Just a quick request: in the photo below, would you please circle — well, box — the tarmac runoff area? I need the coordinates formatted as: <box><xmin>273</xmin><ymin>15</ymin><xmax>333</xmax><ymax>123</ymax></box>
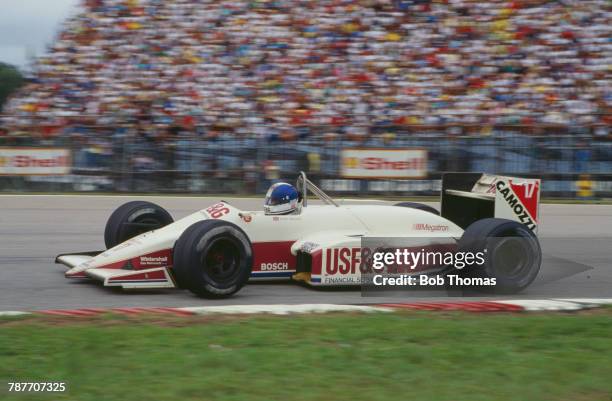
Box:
<box><xmin>0</xmin><ymin>195</ymin><xmax>611</xmax><ymax>311</ymax></box>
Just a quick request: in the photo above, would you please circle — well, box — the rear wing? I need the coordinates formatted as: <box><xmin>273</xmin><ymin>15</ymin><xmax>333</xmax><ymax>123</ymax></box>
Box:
<box><xmin>441</xmin><ymin>173</ymin><xmax>541</xmax><ymax>233</ymax></box>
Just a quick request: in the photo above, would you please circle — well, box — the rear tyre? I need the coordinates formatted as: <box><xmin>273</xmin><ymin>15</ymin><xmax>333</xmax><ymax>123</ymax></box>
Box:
<box><xmin>394</xmin><ymin>202</ymin><xmax>439</xmax><ymax>215</ymax></box>
<box><xmin>172</xmin><ymin>220</ymin><xmax>252</xmax><ymax>298</ymax></box>
<box><xmin>104</xmin><ymin>201</ymin><xmax>173</xmax><ymax>249</ymax></box>
<box><xmin>457</xmin><ymin>218</ymin><xmax>541</xmax><ymax>294</ymax></box>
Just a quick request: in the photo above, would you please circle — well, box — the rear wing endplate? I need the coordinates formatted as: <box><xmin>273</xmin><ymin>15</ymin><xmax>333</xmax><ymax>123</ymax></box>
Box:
<box><xmin>441</xmin><ymin>173</ymin><xmax>541</xmax><ymax>233</ymax></box>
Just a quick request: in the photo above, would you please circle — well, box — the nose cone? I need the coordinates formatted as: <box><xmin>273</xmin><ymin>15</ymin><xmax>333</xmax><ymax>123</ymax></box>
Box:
<box><xmin>63</xmin><ymin>228</ymin><xmax>177</xmax><ymax>277</ymax></box>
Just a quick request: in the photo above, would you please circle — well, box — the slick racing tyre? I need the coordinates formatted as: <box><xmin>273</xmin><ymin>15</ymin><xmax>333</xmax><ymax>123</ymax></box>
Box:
<box><xmin>172</xmin><ymin>220</ymin><xmax>252</xmax><ymax>298</ymax></box>
<box><xmin>104</xmin><ymin>201</ymin><xmax>174</xmax><ymax>249</ymax></box>
<box><xmin>457</xmin><ymin>218</ymin><xmax>541</xmax><ymax>294</ymax></box>
<box><xmin>394</xmin><ymin>202</ymin><xmax>439</xmax><ymax>215</ymax></box>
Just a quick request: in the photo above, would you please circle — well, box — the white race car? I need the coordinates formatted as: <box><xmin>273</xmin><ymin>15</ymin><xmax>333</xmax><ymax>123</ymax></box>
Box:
<box><xmin>57</xmin><ymin>172</ymin><xmax>542</xmax><ymax>298</ymax></box>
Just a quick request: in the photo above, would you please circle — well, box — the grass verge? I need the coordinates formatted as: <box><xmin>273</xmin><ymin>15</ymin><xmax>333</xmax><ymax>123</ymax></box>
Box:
<box><xmin>1</xmin><ymin>310</ymin><xmax>612</xmax><ymax>401</ymax></box>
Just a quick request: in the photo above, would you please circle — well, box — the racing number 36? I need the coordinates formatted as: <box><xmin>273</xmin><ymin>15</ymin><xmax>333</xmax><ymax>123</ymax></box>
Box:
<box><xmin>206</xmin><ymin>203</ymin><xmax>230</xmax><ymax>219</ymax></box>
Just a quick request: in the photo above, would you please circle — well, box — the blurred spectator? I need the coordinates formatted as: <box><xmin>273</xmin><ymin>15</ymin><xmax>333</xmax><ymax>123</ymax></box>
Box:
<box><xmin>242</xmin><ymin>161</ymin><xmax>256</xmax><ymax>192</ymax></box>
<box><xmin>576</xmin><ymin>174</ymin><xmax>594</xmax><ymax>199</ymax></box>
<box><xmin>1</xmin><ymin>0</ymin><xmax>610</xmax><ymax>137</ymax></box>
<box><xmin>263</xmin><ymin>159</ymin><xmax>280</xmax><ymax>189</ymax></box>
<box><xmin>307</xmin><ymin>152</ymin><xmax>321</xmax><ymax>174</ymax></box>
<box><xmin>574</xmin><ymin>141</ymin><xmax>592</xmax><ymax>172</ymax></box>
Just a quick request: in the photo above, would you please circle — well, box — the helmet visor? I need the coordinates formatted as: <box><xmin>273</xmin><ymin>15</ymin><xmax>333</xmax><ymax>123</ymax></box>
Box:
<box><xmin>265</xmin><ymin>194</ymin><xmax>286</xmax><ymax>206</ymax></box>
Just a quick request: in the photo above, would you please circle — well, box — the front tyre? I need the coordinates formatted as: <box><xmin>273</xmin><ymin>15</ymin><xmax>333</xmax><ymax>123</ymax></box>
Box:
<box><xmin>104</xmin><ymin>201</ymin><xmax>174</xmax><ymax>249</ymax></box>
<box><xmin>172</xmin><ymin>220</ymin><xmax>252</xmax><ymax>298</ymax></box>
<box><xmin>458</xmin><ymin>218</ymin><xmax>541</xmax><ymax>294</ymax></box>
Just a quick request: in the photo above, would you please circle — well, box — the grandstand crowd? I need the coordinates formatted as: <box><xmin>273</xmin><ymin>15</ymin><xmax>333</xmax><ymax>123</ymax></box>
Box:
<box><xmin>1</xmin><ymin>0</ymin><xmax>610</xmax><ymax>139</ymax></box>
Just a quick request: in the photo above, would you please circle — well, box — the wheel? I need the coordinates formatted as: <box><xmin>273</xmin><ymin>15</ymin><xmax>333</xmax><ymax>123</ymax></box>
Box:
<box><xmin>458</xmin><ymin>218</ymin><xmax>541</xmax><ymax>294</ymax></box>
<box><xmin>104</xmin><ymin>201</ymin><xmax>173</xmax><ymax>249</ymax></box>
<box><xmin>172</xmin><ymin>220</ymin><xmax>252</xmax><ymax>298</ymax></box>
<box><xmin>394</xmin><ymin>202</ymin><xmax>439</xmax><ymax>215</ymax></box>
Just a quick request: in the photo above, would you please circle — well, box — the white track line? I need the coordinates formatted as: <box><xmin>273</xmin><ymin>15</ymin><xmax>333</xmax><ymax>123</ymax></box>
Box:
<box><xmin>0</xmin><ymin>194</ymin><xmax>245</xmax><ymax>199</ymax></box>
<box><xmin>495</xmin><ymin>299</ymin><xmax>592</xmax><ymax>311</ymax></box>
<box><xmin>556</xmin><ymin>298</ymin><xmax>612</xmax><ymax>305</ymax></box>
<box><xmin>181</xmin><ymin>304</ymin><xmax>391</xmax><ymax>315</ymax></box>
<box><xmin>0</xmin><ymin>311</ymin><xmax>31</xmax><ymax>317</ymax></box>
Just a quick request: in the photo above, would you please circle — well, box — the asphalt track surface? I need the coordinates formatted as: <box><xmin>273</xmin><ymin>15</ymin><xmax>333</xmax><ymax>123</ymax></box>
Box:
<box><xmin>1</xmin><ymin>195</ymin><xmax>611</xmax><ymax>310</ymax></box>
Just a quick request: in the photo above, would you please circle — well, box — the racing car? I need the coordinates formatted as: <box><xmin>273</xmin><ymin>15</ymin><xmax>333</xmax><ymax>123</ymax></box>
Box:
<box><xmin>56</xmin><ymin>172</ymin><xmax>542</xmax><ymax>298</ymax></box>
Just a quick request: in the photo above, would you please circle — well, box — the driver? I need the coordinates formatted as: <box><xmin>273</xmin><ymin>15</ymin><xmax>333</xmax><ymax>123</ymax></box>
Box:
<box><xmin>264</xmin><ymin>182</ymin><xmax>302</xmax><ymax>215</ymax></box>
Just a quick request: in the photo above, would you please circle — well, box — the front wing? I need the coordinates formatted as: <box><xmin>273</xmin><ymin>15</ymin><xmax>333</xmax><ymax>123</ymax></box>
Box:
<box><xmin>56</xmin><ymin>252</ymin><xmax>176</xmax><ymax>289</ymax></box>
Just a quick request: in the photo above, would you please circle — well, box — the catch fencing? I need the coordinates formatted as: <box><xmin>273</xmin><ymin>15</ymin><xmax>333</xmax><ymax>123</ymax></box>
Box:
<box><xmin>1</xmin><ymin>124</ymin><xmax>611</xmax><ymax>198</ymax></box>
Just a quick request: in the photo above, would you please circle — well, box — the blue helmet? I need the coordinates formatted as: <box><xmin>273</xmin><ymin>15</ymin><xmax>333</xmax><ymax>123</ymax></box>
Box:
<box><xmin>264</xmin><ymin>182</ymin><xmax>301</xmax><ymax>215</ymax></box>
